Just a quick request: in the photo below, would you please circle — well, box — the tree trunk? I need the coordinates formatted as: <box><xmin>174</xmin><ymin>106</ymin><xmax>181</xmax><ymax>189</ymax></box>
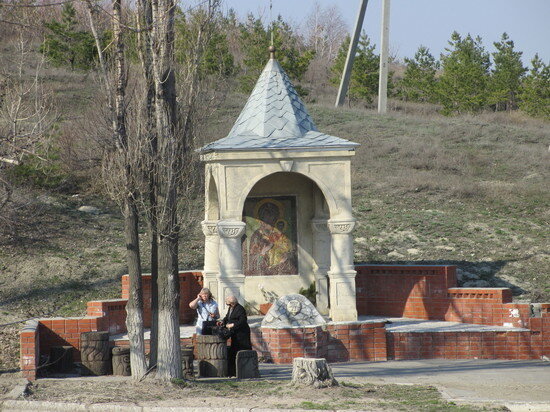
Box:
<box><xmin>124</xmin><ymin>197</ymin><xmax>147</xmax><ymax>378</ymax></box>
<box><xmin>156</xmin><ymin>217</ymin><xmax>181</xmax><ymax>379</ymax></box>
<box><xmin>137</xmin><ymin>0</ymin><xmax>158</xmax><ymax>368</ymax></box>
<box><xmin>291</xmin><ymin>357</ymin><xmax>338</xmax><ymax>388</ymax></box>
<box><xmin>112</xmin><ymin>0</ymin><xmax>147</xmax><ymax>378</ymax></box>
<box><xmin>150</xmin><ymin>0</ymin><xmax>181</xmax><ymax>380</ymax></box>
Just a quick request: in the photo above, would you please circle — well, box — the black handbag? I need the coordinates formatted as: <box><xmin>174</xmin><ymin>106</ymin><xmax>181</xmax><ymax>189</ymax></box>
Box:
<box><xmin>201</xmin><ymin>321</ymin><xmax>217</xmax><ymax>335</ymax></box>
<box><xmin>212</xmin><ymin>325</ymin><xmax>232</xmax><ymax>340</ymax></box>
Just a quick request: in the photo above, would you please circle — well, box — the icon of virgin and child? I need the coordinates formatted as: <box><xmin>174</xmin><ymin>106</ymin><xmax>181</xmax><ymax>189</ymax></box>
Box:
<box><xmin>242</xmin><ymin>197</ymin><xmax>298</xmax><ymax>276</ymax></box>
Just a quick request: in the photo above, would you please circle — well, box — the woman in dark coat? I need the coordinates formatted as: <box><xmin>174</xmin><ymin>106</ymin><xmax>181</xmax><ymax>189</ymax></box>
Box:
<box><xmin>220</xmin><ymin>295</ymin><xmax>251</xmax><ymax>376</ymax></box>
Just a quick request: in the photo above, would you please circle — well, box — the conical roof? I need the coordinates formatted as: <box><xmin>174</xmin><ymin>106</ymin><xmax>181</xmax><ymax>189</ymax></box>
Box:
<box><xmin>199</xmin><ymin>58</ymin><xmax>359</xmax><ymax>153</ymax></box>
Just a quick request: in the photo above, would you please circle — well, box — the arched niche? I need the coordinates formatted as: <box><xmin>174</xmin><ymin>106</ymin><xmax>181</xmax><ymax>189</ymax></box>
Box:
<box><xmin>239</xmin><ymin>172</ymin><xmax>331</xmax><ymax>313</ymax></box>
<box><xmin>235</xmin><ymin>169</ymin><xmax>339</xmax><ymax>221</ymax></box>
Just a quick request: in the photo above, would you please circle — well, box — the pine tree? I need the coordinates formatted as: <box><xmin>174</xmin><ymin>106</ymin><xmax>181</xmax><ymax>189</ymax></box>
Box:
<box><xmin>331</xmin><ymin>33</ymin><xmax>380</xmax><ymax>104</ymax></box>
<box><xmin>488</xmin><ymin>33</ymin><xmax>527</xmax><ymax>111</ymax></box>
<box><xmin>437</xmin><ymin>32</ymin><xmax>491</xmax><ymax>115</ymax></box>
<box><xmin>238</xmin><ymin>14</ymin><xmax>314</xmax><ymax>93</ymax></box>
<box><xmin>40</xmin><ymin>4</ymin><xmax>97</xmax><ymax>70</ymax></box>
<box><xmin>400</xmin><ymin>45</ymin><xmax>439</xmax><ymax>103</ymax></box>
<box><xmin>175</xmin><ymin>10</ymin><xmax>234</xmax><ymax>78</ymax></box>
<box><xmin>519</xmin><ymin>54</ymin><xmax>550</xmax><ymax>120</ymax></box>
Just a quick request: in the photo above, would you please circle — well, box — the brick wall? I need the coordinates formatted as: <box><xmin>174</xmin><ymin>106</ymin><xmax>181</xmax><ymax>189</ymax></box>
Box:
<box><xmin>355</xmin><ymin>264</ymin><xmax>457</xmax><ymax>319</ymax></box>
<box><xmin>252</xmin><ymin>322</ymin><xmax>387</xmax><ymax>364</ymax></box>
<box><xmin>21</xmin><ymin>265</ymin><xmax>550</xmax><ymax>380</ymax></box>
<box><xmin>387</xmin><ymin>329</ymin><xmax>547</xmax><ymax>361</ymax></box>
<box><xmin>356</xmin><ymin>265</ymin><xmax>533</xmax><ymax>328</ymax></box>
<box><xmin>121</xmin><ymin>272</ymin><xmax>203</xmax><ymax>327</ymax></box>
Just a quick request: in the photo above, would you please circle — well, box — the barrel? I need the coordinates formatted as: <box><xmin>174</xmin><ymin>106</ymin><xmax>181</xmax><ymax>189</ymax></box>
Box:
<box><xmin>181</xmin><ymin>345</ymin><xmax>194</xmax><ymax>380</ymax></box>
<box><xmin>196</xmin><ymin>335</ymin><xmax>227</xmax><ymax>377</ymax></box>
<box><xmin>80</xmin><ymin>331</ymin><xmax>112</xmax><ymax>376</ymax></box>
<box><xmin>112</xmin><ymin>346</ymin><xmax>131</xmax><ymax>376</ymax></box>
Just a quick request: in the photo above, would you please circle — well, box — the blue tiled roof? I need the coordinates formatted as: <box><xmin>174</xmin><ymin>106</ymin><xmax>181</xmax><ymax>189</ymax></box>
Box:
<box><xmin>199</xmin><ymin>59</ymin><xmax>359</xmax><ymax>153</ymax></box>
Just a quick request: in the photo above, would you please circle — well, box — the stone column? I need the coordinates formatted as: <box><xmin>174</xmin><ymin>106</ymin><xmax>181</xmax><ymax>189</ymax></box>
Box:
<box><xmin>201</xmin><ymin>220</ymin><xmax>219</xmax><ymax>294</ymax></box>
<box><xmin>217</xmin><ymin>220</ymin><xmax>246</xmax><ymax>316</ymax></box>
<box><xmin>327</xmin><ymin>218</ymin><xmax>357</xmax><ymax>321</ymax></box>
<box><xmin>311</xmin><ymin>219</ymin><xmax>330</xmax><ymax>315</ymax></box>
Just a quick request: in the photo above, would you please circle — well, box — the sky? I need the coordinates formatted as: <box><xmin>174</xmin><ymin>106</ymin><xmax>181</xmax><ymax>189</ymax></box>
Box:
<box><xmin>221</xmin><ymin>0</ymin><xmax>550</xmax><ymax>66</ymax></box>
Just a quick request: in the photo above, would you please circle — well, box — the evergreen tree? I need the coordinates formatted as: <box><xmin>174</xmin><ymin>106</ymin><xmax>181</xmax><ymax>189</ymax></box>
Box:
<box><xmin>399</xmin><ymin>45</ymin><xmax>439</xmax><ymax>103</ymax></box>
<box><xmin>40</xmin><ymin>4</ymin><xmax>97</xmax><ymax>70</ymax></box>
<box><xmin>519</xmin><ymin>54</ymin><xmax>550</xmax><ymax>120</ymax></box>
<box><xmin>175</xmin><ymin>10</ymin><xmax>234</xmax><ymax>78</ymax></box>
<box><xmin>238</xmin><ymin>14</ymin><xmax>314</xmax><ymax>93</ymax></box>
<box><xmin>330</xmin><ymin>33</ymin><xmax>380</xmax><ymax>104</ymax></box>
<box><xmin>488</xmin><ymin>33</ymin><xmax>527</xmax><ymax>111</ymax></box>
<box><xmin>437</xmin><ymin>32</ymin><xmax>491</xmax><ymax>115</ymax></box>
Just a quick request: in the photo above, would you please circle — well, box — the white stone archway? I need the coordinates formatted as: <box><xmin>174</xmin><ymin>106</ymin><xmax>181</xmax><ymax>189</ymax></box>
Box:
<box><xmin>200</xmin><ymin>152</ymin><xmax>358</xmax><ymax>321</ymax></box>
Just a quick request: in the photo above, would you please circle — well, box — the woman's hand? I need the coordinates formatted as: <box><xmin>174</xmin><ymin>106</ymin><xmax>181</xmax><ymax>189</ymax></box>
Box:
<box><xmin>227</xmin><ymin>323</ymin><xmax>234</xmax><ymax>329</ymax></box>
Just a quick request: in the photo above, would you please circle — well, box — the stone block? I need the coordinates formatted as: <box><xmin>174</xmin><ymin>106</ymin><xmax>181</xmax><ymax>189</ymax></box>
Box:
<box><xmin>236</xmin><ymin>350</ymin><xmax>260</xmax><ymax>379</ymax></box>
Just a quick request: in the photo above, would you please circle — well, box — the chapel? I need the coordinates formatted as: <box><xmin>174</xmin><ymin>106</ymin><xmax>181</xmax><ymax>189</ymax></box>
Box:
<box><xmin>198</xmin><ymin>47</ymin><xmax>360</xmax><ymax>321</ymax></box>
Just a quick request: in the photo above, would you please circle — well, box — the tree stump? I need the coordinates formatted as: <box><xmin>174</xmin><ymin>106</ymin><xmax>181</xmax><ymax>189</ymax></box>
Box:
<box><xmin>112</xmin><ymin>346</ymin><xmax>131</xmax><ymax>376</ymax></box>
<box><xmin>181</xmin><ymin>346</ymin><xmax>194</xmax><ymax>380</ymax></box>
<box><xmin>196</xmin><ymin>334</ymin><xmax>227</xmax><ymax>377</ymax></box>
<box><xmin>80</xmin><ymin>331</ymin><xmax>112</xmax><ymax>376</ymax></box>
<box><xmin>291</xmin><ymin>357</ymin><xmax>338</xmax><ymax>388</ymax></box>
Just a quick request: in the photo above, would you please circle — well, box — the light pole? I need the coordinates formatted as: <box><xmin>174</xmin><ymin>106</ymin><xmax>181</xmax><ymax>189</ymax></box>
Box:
<box><xmin>378</xmin><ymin>0</ymin><xmax>391</xmax><ymax>114</ymax></box>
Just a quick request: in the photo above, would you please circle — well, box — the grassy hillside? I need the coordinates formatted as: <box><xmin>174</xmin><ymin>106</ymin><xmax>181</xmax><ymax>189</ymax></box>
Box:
<box><xmin>1</xmin><ymin>80</ymin><xmax>549</xmax><ymax>371</ymax></box>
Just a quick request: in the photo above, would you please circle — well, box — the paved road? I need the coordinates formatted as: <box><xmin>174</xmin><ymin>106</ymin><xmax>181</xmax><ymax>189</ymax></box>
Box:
<box><xmin>261</xmin><ymin>359</ymin><xmax>550</xmax><ymax>411</ymax></box>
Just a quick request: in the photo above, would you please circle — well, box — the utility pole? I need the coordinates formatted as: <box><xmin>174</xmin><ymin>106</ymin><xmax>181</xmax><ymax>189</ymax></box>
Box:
<box><xmin>378</xmin><ymin>0</ymin><xmax>391</xmax><ymax>114</ymax></box>
<box><xmin>335</xmin><ymin>0</ymin><xmax>369</xmax><ymax>107</ymax></box>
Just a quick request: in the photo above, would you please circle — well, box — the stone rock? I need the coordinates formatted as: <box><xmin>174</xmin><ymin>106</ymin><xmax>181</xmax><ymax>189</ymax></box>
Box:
<box><xmin>78</xmin><ymin>205</ymin><xmax>101</xmax><ymax>215</ymax></box>
<box><xmin>236</xmin><ymin>350</ymin><xmax>260</xmax><ymax>379</ymax></box>
<box><xmin>406</xmin><ymin>248</ymin><xmax>420</xmax><ymax>255</ymax></box>
<box><xmin>387</xmin><ymin>250</ymin><xmax>405</xmax><ymax>259</ymax></box>
<box><xmin>435</xmin><ymin>245</ymin><xmax>455</xmax><ymax>251</ymax></box>
<box><xmin>261</xmin><ymin>294</ymin><xmax>325</xmax><ymax>328</ymax></box>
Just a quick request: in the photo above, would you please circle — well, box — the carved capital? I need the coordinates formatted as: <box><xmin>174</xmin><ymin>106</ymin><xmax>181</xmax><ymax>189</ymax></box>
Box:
<box><xmin>217</xmin><ymin>221</ymin><xmax>246</xmax><ymax>238</ymax></box>
<box><xmin>311</xmin><ymin>219</ymin><xmax>329</xmax><ymax>233</ymax></box>
<box><xmin>327</xmin><ymin>218</ymin><xmax>356</xmax><ymax>234</ymax></box>
<box><xmin>201</xmin><ymin>220</ymin><xmax>219</xmax><ymax>237</ymax></box>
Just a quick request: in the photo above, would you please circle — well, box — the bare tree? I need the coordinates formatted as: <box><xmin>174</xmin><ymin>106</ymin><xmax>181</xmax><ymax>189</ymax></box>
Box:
<box><xmin>87</xmin><ymin>0</ymin><xmax>148</xmax><ymax>378</ymax></box>
<box><xmin>148</xmin><ymin>0</ymin><xmax>182</xmax><ymax>380</ymax></box>
<box><xmin>0</xmin><ymin>30</ymin><xmax>55</xmax><ymax>227</ymax></box>
<box><xmin>304</xmin><ymin>2</ymin><xmax>348</xmax><ymax>61</ymax></box>
<box><xmin>303</xmin><ymin>1</ymin><xmax>348</xmax><ymax>88</ymax></box>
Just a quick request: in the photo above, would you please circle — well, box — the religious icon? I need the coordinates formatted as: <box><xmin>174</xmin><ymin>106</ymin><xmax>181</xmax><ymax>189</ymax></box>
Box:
<box><xmin>242</xmin><ymin>196</ymin><xmax>298</xmax><ymax>276</ymax></box>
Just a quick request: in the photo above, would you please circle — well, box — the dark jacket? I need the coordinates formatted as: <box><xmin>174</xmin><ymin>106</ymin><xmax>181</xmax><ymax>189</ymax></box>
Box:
<box><xmin>222</xmin><ymin>303</ymin><xmax>251</xmax><ymax>349</ymax></box>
